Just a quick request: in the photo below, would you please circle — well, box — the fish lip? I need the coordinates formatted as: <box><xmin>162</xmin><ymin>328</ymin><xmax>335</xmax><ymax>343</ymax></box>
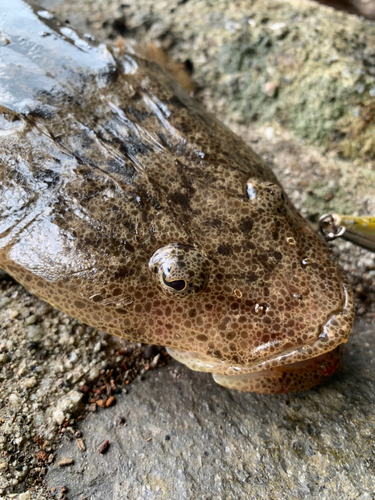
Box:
<box><xmin>213</xmin><ymin>345</ymin><xmax>344</xmax><ymax>393</ymax></box>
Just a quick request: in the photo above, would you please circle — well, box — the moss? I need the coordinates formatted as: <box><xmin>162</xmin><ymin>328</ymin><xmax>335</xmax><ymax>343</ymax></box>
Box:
<box><xmin>211</xmin><ymin>2</ymin><xmax>375</xmax><ymax>161</ymax></box>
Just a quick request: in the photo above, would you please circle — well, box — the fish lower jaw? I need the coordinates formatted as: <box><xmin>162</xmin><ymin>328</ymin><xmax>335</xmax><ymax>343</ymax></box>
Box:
<box><xmin>167</xmin><ymin>344</ymin><xmax>343</xmax><ymax>394</ymax></box>
<box><xmin>212</xmin><ymin>346</ymin><xmax>343</xmax><ymax>393</ymax></box>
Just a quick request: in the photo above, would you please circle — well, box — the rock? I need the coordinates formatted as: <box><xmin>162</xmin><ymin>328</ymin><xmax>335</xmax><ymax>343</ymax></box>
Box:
<box><xmin>0</xmin><ymin>297</ymin><xmax>12</xmax><ymax>308</ymax></box>
<box><xmin>0</xmin><ymin>352</ymin><xmax>10</xmax><ymax>365</ymax></box>
<box><xmin>46</xmin><ymin>318</ymin><xmax>375</xmax><ymax>498</ymax></box>
<box><xmin>49</xmin><ymin>391</ymin><xmax>83</xmax><ymax>425</ymax></box>
<box><xmin>263</xmin><ymin>80</ymin><xmax>279</xmax><ymax>98</ymax></box>
<box><xmin>26</xmin><ymin>324</ymin><xmax>44</xmax><ymax>341</ymax></box>
<box><xmin>25</xmin><ymin>314</ymin><xmax>37</xmax><ymax>325</ymax></box>
<box><xmin>52</xmin><ymin>409</ymin><xmax>65</xmax><ymax>426</ymax></box>
<box><xmin>87</xmin><ymin>367</ymin><xmax>100</xmax><ymax>382</ymax></box>
<box><xmin>18</xmin><ymin>492</ymin><xmax>31</xmax><ymax>500</ymax></box>
<box><xmin>56</xmin><ymin>458</ymin><xmax>74</xmax><ymax>467</ymax></box>
<box><xmin>8</xmin><ymin>394</ymin><xmax>21</xmax><ymax>408</ymax></box>
<box><xmin>23</xmin><ymin>377</ymin><xmax>37</xmax><ymax>388</ymax></box>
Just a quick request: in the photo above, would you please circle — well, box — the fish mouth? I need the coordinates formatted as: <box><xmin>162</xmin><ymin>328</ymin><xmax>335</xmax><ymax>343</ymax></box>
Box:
<box><xmin>166</xmin><ymin>279</ymin><xmax>354</xmax><ymax>380</ymax></box>
<box><xmin>212</xmin><ymin>345</ymin><xmax>343</xmax><ymax>393</ymax></box>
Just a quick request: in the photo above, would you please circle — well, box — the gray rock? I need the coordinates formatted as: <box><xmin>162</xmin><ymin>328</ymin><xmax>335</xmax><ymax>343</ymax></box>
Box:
<box><xmin>46</xmin><ymin>319</ymin><xmax>375</xmax><ymax>500</ymax></box>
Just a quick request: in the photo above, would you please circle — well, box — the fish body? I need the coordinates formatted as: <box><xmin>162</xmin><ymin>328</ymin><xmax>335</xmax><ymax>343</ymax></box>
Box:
<box><xmin>0</xmin><ymin>1</ymin><xmax>354</xmax><ymax>393</ymax></box>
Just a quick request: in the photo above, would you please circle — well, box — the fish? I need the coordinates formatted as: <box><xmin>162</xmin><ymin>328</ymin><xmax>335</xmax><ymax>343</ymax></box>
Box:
<box><xmin>0</xmin><ymin>0</ymin><xmax>354</xmax><ymax>393</ymax></box>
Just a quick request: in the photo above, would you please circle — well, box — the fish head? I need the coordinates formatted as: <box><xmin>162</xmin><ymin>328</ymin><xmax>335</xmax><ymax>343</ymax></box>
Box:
<box><xmin>147</xmin><ymin>179</ymin><xmax>354</xmax><ymax>393</ymax></box>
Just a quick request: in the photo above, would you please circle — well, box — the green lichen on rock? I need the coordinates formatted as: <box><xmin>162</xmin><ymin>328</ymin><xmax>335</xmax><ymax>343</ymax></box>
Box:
<box><xmin>213</xmin><ymin>1</ymin><xmax>375</xmax><ymax>161</ymax></box>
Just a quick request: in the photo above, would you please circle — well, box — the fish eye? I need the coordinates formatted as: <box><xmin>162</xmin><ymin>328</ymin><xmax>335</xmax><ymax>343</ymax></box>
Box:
<box><xmin>246</xmin><ymin>179</ymin><xmax>285</xmax><ymax>203</ymax></box>
<box><xmin>149</xmin><ymin>244</ymin><xmax>210</xmax><ymax>298</ymax></box>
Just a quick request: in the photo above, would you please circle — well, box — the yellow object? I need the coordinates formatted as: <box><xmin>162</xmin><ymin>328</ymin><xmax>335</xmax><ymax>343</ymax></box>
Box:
<box><xmin>333</xmin><ymin>215</ymin><xmax>375</xmax><ymax>253</ymax></box>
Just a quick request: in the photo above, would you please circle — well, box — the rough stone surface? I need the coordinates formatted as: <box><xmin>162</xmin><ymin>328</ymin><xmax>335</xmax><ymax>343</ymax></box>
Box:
<box><xmin>1</xmin><ymin>0</ymin><xmax>375</xmax><ymax>498</ymax></box>
<box><xmin>46</xmin><ymin>320</ymin><xmax>375</xmax><ymax>499</ymax></box>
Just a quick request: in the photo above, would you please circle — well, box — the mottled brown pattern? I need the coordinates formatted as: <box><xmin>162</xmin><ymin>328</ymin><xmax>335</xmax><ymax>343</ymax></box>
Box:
<box><xmin>0</xmin><ymin>1</ymin><xmax>354</xmax><ymax>393</ymax></box>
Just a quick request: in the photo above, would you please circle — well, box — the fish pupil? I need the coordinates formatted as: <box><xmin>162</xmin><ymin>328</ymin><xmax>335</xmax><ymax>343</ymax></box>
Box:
<box><xmin>162</xmin><ymin>269</ymin><xmax>186</xmax><ymax>291</ymax></box>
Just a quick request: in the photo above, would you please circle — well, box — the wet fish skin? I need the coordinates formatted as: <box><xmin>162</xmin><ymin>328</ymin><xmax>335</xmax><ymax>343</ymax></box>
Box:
<box><xmin>0</xmin><ymin>1</ymin><xmax>354</xmax><ymax>393</ymax></box>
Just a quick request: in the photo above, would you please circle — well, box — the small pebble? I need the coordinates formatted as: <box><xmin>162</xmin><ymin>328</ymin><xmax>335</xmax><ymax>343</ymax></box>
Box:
<box><xmin>263</xmin><ymin>80</ymin><xmax>279</xmax><ymax>97</ymax></box>
<box><xmin>34</xmin><ymin>436</ymin><xmax>43</xmax><ymax>445</ymax></box>
<box><xmin>57</xmin><ymin>458</ymin><xmax>74</xmax><ymax>466</ymax></box>
<box><xmin>76</xmin><ymin>438</ymin><xmax>86</xmax><ymax>452</ymax></box>
<box><xmin>36</xmin><ymin>451</ymin><xmax>48</xmax><ymax>462</ymax></box>
<box><xmin>58</xmin><ymin>485</ymin><xmax>68</xmax><ymax>500</ymax></box>
<box><xmin>0</xmin><ymin>353</ymin><xmax>10</xmax><ymax>364</ymax></box>
<box><xmin>25</xmin><ymin>314</ymin><xmax>37</xmax><ymax>325</ymax></box>
<box><xmin>24</xmin><ymin>376</ymin><xmax>37</xmax><ymax>388</ymax></box>
<box><xmin>52</xmin><ymin>409</ymin><xmax>65</xmax><ymax>425</ymax></box>
<box><xmin>105</xmin><ymin>396</ymin><xmax>115</xmax><ymax>407</ymax></box>
<box><xmin>150</xmin><ymin>354</ymin><xmax>160</xmax><ymax>368</ymax></box>
<box><xmin>27</xmin><ymin>341</ymin><xmax>40</xmax><ymax>350</ymax></box>
<box><xmin>98</xmin><ymin>440</ymin><xmax>109</xmax><ymax>454</ymax></box>
<box><xmin>18</xmin><ymin>493</ymin><xmax>31</xmax><ymax>500</ymax></box>
<box><xmin>9</xmin><ymin>393</ymin><xmax>21</xmax><ymax>408</ymax></box>
<box><xmin>0</xmin><ymin>297</ymin><xmax>11</xmax><ymax>308</ymax></box>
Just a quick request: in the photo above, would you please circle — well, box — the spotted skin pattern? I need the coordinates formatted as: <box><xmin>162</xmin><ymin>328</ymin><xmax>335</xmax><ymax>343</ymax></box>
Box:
<box><xmin>0</xmin><ymin>1</ymin><xmax>354</xmax><ymax>393</ymax></box>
